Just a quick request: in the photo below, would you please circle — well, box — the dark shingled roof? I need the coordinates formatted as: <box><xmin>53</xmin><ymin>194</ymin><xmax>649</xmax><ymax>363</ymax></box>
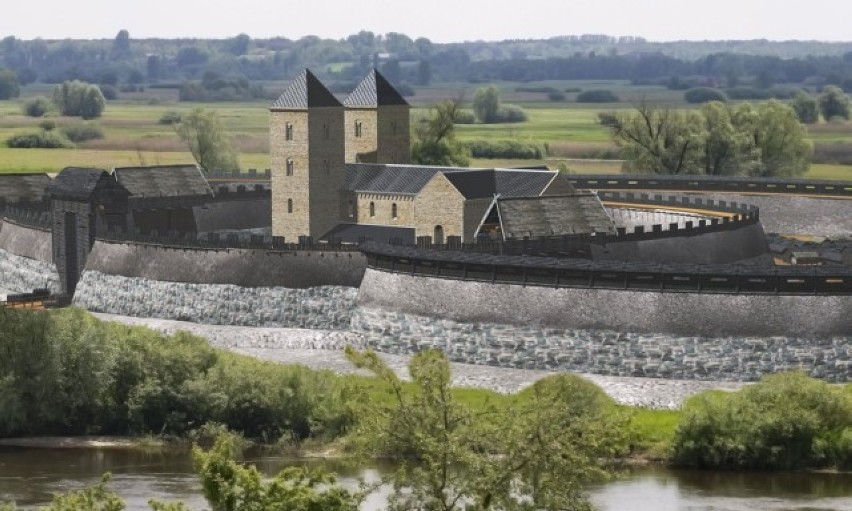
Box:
<box><xmin>46</xmin><ymin>167</ymin><xmax>111</xmax><ymax>200</ymax></box>
<box><xmin>113</xmin><ymin>165</ymin><xmax>213</xmax><ymax>198</ymax></box>
<box><xmin>271</xmin><ymin>69</ymin><xmax>342</xmax><ymax>110</ymax></box>
<box><xmin>321</xmin><ymin>223</ymin><xmax>415</xmax><ymax>245</ymax></box>
<box><xmin>496</xmin><ymin>194</ymin><xmax>616</xmax><ymax>239</ymax></box>
<box><xmin>0</xmin><ymin>173</ymin><xmax>50</xmax><ymax>204</ymax></box>
<box><xmin>345</xmin><ymin>163</ymin><xmax>477</xmax><ymax>195</ymax></box>
<box><xmin>444</xmin><ymin>169</ymin><xmax>557</xmax><ymax>199</ymax></box>
<box><xmin>343</xmin><ymin>69</ymin><xmax>409</xmax><ymax>108</ymax></box>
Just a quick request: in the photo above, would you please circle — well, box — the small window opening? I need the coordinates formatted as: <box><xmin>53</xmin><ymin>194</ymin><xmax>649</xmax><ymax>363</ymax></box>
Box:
<box><xmin>287</xmin><ymin>198</ymin><xmax>293</xmax><ymax>213</ymax></box>
<box><xmin>369</xmin><ymin>201</ymin><xmax>376</xmax><ymax>217</ymax></box>
<box><xmin>392</xmin><ymin>203</ymin><xmax>398</xmax><ymax>219</ymax></box>
<box><xmin>355</xmin><ymin>121</ymin><xmax>362</xmax><ymax>137</ymax></box>
<box><xmin>286</xmin><ymin>159</ymin><xmax>294</xmax><ymax>176</ymax></box>
<box><xmin>285</xmin><ymin>123</ymin><xmax>293</xmax><ymax>140</ymax></box>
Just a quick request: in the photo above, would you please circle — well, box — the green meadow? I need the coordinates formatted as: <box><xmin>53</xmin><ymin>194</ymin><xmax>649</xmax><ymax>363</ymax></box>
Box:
<box><xmin>0</xmin><ymin>80</ymin><xmax>850</xmax><ymax>181</ymax></box>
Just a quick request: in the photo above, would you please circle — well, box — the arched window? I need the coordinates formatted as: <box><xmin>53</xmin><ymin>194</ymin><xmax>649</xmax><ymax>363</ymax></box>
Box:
<box><xmin>348</xmin><ymin>200</ymin><xmax>355</xmax><ymax>218</ymax></box>
<box><xmin>287</xmin><ymin>198</ymin><xmax>293</xmax><ymax>213</ymax></box>
<box><xmin>286</xmin><ymin>159</ymin><xmax>294</xmax><ymax>176</ymax></box>
<box><xmin>434</xmin><ymin>225</ymin><xmax>444</xmax><ymax>244</ymax></box>
<box><xmin>391</xmin><ymin>203</ymin><xmax>398</xmax><ymax>219</ymax></box>
<box><xmin>285</xmin><ymin>123</ymin><xmax>293</xmax><ymax>140</ymax></box>
<box><xmin>369</xmin><ymin>201</ymin><xmax>376</xmax><ymax>217</ymax></box>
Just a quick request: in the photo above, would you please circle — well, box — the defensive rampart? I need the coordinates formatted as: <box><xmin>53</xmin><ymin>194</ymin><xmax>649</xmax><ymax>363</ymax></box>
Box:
<box><xmin>0</xmin><ymin>217</ymin><xmax>60</xmax><ymax>294</ymax></box>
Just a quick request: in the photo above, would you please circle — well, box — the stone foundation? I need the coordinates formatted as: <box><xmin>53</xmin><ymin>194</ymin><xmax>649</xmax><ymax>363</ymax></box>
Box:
<box><xmin>351</xmin><ymin>306</ymin><xmax>852</xmax><ymax>382</ymax></box>
<box><xmin>0</xmin><ymin>248</ymin><xmax>60</xmax><ymax>294</ymax></box>
<box><xmin>73</xmin><ymin>271</ymin><xmax>357</xmax><ymax>330</ymax></box>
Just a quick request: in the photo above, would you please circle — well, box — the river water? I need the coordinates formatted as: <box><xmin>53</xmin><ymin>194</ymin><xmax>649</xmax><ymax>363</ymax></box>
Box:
<box><xmin>1</xmin><ymin>446</ymin><xmax>852</xmax><ymax>511</ymax></box>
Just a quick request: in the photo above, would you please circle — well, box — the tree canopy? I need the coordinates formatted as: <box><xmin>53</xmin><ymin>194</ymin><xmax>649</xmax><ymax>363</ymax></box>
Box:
<box><xmin>52</xmin><ymin>80</ymin><xmax>105</xmax><ymax>119</ymax></box>
<box><xmin>175</xmin><ymin>108</ymin><xmax>239</xmax><ymax>172</ymax></box>
<box><xmin>609</xmin><ymin>100</ymin><xmax>811</xmax><ymax>177</ymax></box>
<box><xmin>411</xmin><ymin>99</ymin><xmax>470</xmax><ymax>167</ymax></box>
<box><xmin>818</xmin><ymin>85</ymin><xmax>851</xmax><ymax>121</ymax></box>
<box><xmin>0</xmin><ymin>68</ymin><xmax>20</xmax><ymax>100</ymax></box>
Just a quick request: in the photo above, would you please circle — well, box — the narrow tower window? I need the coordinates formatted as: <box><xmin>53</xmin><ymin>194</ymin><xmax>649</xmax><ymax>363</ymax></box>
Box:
<box><xmin>355</xmin><ymin>121</ymin><xmax>362</xmax><ymax>138</ymax></box>
<box><xmin>369</xmin><ymin>201</ymin><xmax>375</xmax><ymax>217</ymax></box>
<box><xmin>348</xmin><ymin>200</ymin><xmax>355</xmax><ymax>218</ymax></box>
<box><xmin>323</xmin><ymin>123</ymin><xmax>330</xmax><ymax>139</ymax></box>
<box><xmin>287</xmin><ymin>198</ymin><xmax>293</xmax><ymax>213</ymax></box>
<box><xmin>285</xmin><ymin>123</ymin><xmax>293</xmax><ymax>140</ymax></box>
<box><xmin>391</xmin><ymin>203</ymin><xmax>398</xmax><ymax>219</ymax></box>
<box><xmin>286</xmin><ymin>159</ymin><xmax>294</xmax><ymax>176</ymax></box>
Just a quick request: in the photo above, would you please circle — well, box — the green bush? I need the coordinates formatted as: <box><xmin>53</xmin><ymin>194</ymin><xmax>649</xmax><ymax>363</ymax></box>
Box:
<box><xmin>61</xmin><ymin>123</ymin><xmax>105</xmax><ymax>143</ymax></box>
<box><xmin>23</xmin><ymin>96</ymin><xmax>52</xmax><ymax>117</ymax></box>
<box><xmin>492</xmin><ymin>104</ymin><xmax>528</xmax><ymax>123</ymax></box>
<box><xmin>466</xmin><ymin>139</ymin><xmax>544</xmax><ymax>159</ymax></box>
<box><xmin>548</xmin><ymin>91</ymin><xmax>566</xmax><ymax>101</ymax></box>
<box><xmin>576</xmin><ymin>89</ymin><xmax>620</xmax><ymax>103</ymax></box>
<box><xmin>52</xmin><ymin>80</ymin><xmax>106</xmax><ymax>119</ymax></box>
<box><xmin>0</xmin><ymin>308</ymin><xmax>356</xmax><ymax>440</ymax></box>
<box><xmin>684</xmin><ymin>87</ymin><xmax>728</xmax><ymax>104</ymax></box>
<box><xmin>158</xmin><ymin>111</ymin><xmax>182</xmax><ymax>125</ymax></box>
<box><xmin>672</xmin><ymin>372</ymin><xmax>852</xmax><ymax>470</ymax></box>
<box><xmin>453</xmin><ymin>109</ymin><xmax>476</xmax><ymax>124</ymax></box>
<box><xmin>6</xmin><ymin>131</ymin><xmax>74</xmax><ymax>149</ymax></box>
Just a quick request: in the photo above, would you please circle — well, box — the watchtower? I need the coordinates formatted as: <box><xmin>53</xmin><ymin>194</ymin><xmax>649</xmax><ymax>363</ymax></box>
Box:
<box><xmin>270</xmin><ymin>69</ymin><xmax>345</xmax><ymax>240</ymax></box>
<box><xmin>343</xmin><ymin>69</ymin><xmax>410</xmax><ymax>165</ymax></box>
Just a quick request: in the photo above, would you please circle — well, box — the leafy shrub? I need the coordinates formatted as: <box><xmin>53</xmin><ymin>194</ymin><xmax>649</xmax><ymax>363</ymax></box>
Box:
<box><xmin>23</xmin><ymin>96</ymin><xmax>52</xmax><ymax>117</ymax></box>
<box><xmin>466</xmin><ymin>139</ymin><xmax>544</xmax><ymax>159</ymax></box>
<box><xmin>52</xmin><ymin>80</ymin><xmax>106</xmax><ymax>119</ymax></box>
<box><xmin>673</xmin><ymin>372</ymin><xmax>852</xmax><ymax>470</ymax></box>
<box><xmin>39</xmin><ymin>119</ymin><xmax>56</xmax><ymax>131</ymax></box>
<box><xmin>684</xmin><ymin>87</ymin><xmax>728</xmax><ymax>104</ymax></box>
<box><xmin>548</xmin><ymin>91</ymin><xmax>566</xmax><ymax>101</ymax></box>
<box><xmin>492</xmin><ymin>104</ymin><xmax>528</xmax><ymax>123</ymax></box>
<box><xmin>158</xmin><ymin>111</ymin><xmax>183</xmax><ymax>125</ymax></box>
<box><xmin>6</xmin><ymin>131</ymin><xmax>74</xmax><ymax>149</ymax></box>
<box><xmin>61</xmin><ymin>123</ymin><xmax>105</xmax><ymax>143</ymax></box>
<box><xmin>577</xmin><ymin>89</ymin><xmax>620</xmax><ymax>103</ymax></box>
<box><xmin>453</xmin><ymin>109</ymin><xmax>476</xmax><ymax>124</ymax></box>
<box><xmin>597</xmin><ymin>111</ymin><xmax>619</xmax><ymax>126</ymax></box>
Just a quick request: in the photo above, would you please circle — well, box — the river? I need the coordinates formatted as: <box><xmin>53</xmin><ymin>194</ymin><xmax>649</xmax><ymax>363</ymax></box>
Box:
<box><xmin>2</xmin><ymin>446</ymin><xmax>852</xmax><ymax>510</ymax></box>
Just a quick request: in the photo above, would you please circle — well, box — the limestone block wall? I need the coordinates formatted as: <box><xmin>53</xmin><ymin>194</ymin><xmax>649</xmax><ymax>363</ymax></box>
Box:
<box><xmin>351</xmin><ymin>306</ymin><xmax>852</xmax><ymax>382</ymax></box>
<box><xmin>356</xmin><ymin>193</ymin><xmax>414</xmax><ymax>226</ymax></box>
<box><xmin>413</xmin><ymin>174</ymin><xmax>465</xmax><ymax>240</ymax></box>
<box><xmin>356</xmin><ymin>268</ymin><xmax>851</xmax><ymax>338</ymax></box>
<box><xmin>270</xmin><ymin>110</ymin><xmax>309</xmax><ymax>240</ymax></box>
<box><xmin>344</xmin><ymin>108</ymin><xmax>378</xmax><ymax>163</ymax></box>
<box><xmin>0</xmin><ymin>248</ymin><xmax>60</xmax><ymax>294</ymax></box>
<box><xmin>376</xmin><ymin>105</ymin><xmax>411</xmax><ymax>164</ymax></box>
<box><xmin>74</xmin><ymin>271</ymin><xmax>356</xmax><ymax>329</ymax></box>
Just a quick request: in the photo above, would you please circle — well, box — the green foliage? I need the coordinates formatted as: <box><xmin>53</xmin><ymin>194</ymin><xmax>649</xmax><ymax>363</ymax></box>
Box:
<box><xmin>179</xmin><ymin>72</ymin><xmax>266</xmax><ymax>102</ymax></box>
<box><xmin>818</xmin><ymin>85</ymin><xmax>851</xmax><ymax>121</ymax></box>
<box><xmin>345</xmin><ymin>348</ymin><xmax>628</xmax><ymax>511</ymax></box>
<box><xmin>0</xmin><ymin>308</ymin><xmax>356</xmax><ymax>440</ymax></box>
<box><xmin>175</xmin><ymin>108</ymin><xmax>239</xmax><ymax>171</ymax></box>
<box><xmin>23</xmin><ymin>96</ymin><xmax>52</xmax><ymax>117</ymax></box>
<box><xmin>466</xmin><ymin>139</ymin><xmax>545</xmax><ymax>159</ymax></box>
<box><xmin>0</xmin><ymin>68</ymin><xmax>20</xmax><ymax>99</ymax></box>
<box><xmin>6</xmin><ymin>131</ymin><xmax>74</xmax><ymax>149</ymax></box>
<box><xmin>673</xmin><ymin>372</ymin><xmax>852</xmax><ymax>470</ymax></box>
<box><xmin>576</xmin><ymin>89</ymin><xmax>619</xmax><ymax>103</ymax></box>
<box><xmin>52</xmin><ymin>81</ymin><xmax>106</xmax><ymax>119</ymax></box>
<box><xmin>99</xmin><ymin>84</ymin><xmax>118</xmax><ymax>100</ymax></box>
<box><xmin>684</xmin><ymin>87</ymin><xmax>728</xmax><ymax>104</ymax></box>
<box><xmin>61</xmin><ymin>123</ymin><xmax>105</xmax><ymax>143</ymax></box>
<box><xmin>792</xmin><ymin>91</ymin><xmax>820</xmax><ymax>123</ymax></box>
<box><xmin>547</xmin><ymin>91</ymin><xmax>566</xmax><ymax>101</ymax></box>
<box><xmin>610</xmin><ymin>100</ymin><xmax>811</xmax><ymax>176</ymax></box>
<box><xmin>191</xmin><ymin>433</ymin><xmax>364</xmax><ymax>511</ymax></box>
<box><xmin>473</xmin><ymin>85</ymin><xmax>528</xmax><ymax>123</ymax></box>
<box><xmin>40</xmin><ymin>474</ymin><xmax>124</xmax><ymax>511</ymax></box>
<box><xmin>158</xmin><ymin>111</ymin><xmax>182</xmax><ymax>125</ymax></box>
<box><xmin>411</xmin><ymin>99</ymin><xmax>470</xmax><ymax>167</ymax></box>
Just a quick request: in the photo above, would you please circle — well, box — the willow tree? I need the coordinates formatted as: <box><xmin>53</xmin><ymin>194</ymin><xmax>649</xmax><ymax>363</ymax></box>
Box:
<box><xmin>175</xmin><ymin>107</ymin><xmax>239</xmax><ymax>172</ymax></box>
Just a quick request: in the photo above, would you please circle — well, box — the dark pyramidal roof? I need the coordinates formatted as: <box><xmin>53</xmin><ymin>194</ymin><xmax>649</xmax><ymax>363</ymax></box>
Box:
<box><xmin>46</xmin><ymin>167</ymin><xmax>112</xmax><ymax>200</ymax></box>
<box><xmin>271</xmin><ymin>69</ymin><xmax>341</xmax><ymax>110</ymax></box>
<box><xmin>113</xmin><ymin>165</ymin><xmax>213</xmax><ymax>198</ymax></box>
<box><xmin>0</xmin><ymin>173</ymin><xmax>51</xmax><ymax>203</ymax></box>
<box><xmin>343</xmin><ymin>69</ymin><xmax>409</xmax><ymax>108</ymax></box>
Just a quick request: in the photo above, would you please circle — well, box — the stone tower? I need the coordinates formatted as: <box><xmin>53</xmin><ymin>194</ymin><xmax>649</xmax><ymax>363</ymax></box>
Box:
<box><xmin>343</xmin><ymin>69</ymin><xmax>411</xmax><ymax>164</ymax></box>
<box><xmin>270</xmin><ymin>69</ymin><xmax>345</xmax><ymax>241</ymax></box>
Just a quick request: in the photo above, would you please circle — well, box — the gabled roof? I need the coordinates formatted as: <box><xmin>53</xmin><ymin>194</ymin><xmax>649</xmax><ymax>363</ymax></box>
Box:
<box><xmin>0</xmin><ymin>173</ymin><xmax>50</xmax><ymax>204</ymax></box>
<box><xmin>46</xmin><ymin>167</ymin><xmax>113</xmax><ymax>201</ymax></box>
<box><xmin>321</xmin><ymin>223</ymin><xmax>415</xmax><ymax>245</ymax></box>
<box><xmin>345</xmin><ymin>163</ymin><xmax>477</xmax><ymax>195</ymax></box>
<box><xmin>113</xmin><ymin>165</ymin><xmax>213</xmax><ymax>198</ymax></box>
<box><xmin>271</xmin><ymin>69</ymin><xmax>342</xmax><ymax>110</ymax></box>
<box><xmin>343</xmin><ymin>69</ymin><xmax>409</xmax><ymax>108</ymax></box>
<box><xmin>444</xmin><ymin>169</ymin><xmax>558</xmax><ymax>199</ymax></box>
<box><xmin>495</xmin><ymin>194</ymin><xmax>617</xmax><ymax>239</ymax></box>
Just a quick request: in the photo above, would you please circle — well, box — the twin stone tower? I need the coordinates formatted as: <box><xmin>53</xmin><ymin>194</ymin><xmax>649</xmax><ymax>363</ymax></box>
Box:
<box><xmin>269</xmin><ymin>69</ymin><xmax>411</xmax><ymax>241</ymax></box>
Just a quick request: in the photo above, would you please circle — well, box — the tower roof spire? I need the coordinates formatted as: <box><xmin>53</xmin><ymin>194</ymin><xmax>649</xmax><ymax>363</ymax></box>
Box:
<box><xmin>343</xmin><ymin>69</ymin><xmax>409</xmax><ymax>108</ymax></box>
<box><xmin>271</xmin><ymin>69</ymin><xmax>341</xmax><ymax>110</ymax></box>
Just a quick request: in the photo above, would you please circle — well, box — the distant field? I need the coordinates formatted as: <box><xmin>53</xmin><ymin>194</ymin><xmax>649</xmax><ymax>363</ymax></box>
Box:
<box><xmin>0</xmin><ymin>80</ymin><xmax>849</xmax><ymax>180</ymax></box>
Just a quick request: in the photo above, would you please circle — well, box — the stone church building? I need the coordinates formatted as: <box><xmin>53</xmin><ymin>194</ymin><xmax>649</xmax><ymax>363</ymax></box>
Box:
<box><xmin>270</xmin><ymin>69</ymin><xmax>610</xmax><ymax>244</ymax></box>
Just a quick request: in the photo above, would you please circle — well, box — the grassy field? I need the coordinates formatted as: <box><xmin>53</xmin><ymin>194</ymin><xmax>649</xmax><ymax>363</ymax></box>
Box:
<box><xmin>0</xmin><ymin>80</ymin><xmax>850</xmax><ymax>180</ymax></box>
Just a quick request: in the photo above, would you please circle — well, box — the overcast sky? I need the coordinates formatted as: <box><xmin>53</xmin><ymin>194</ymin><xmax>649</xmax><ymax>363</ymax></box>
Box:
<box><xmin>1</xmin><ymin>0</ymin><xmax>850</xmax><ymax>42</ymax></box>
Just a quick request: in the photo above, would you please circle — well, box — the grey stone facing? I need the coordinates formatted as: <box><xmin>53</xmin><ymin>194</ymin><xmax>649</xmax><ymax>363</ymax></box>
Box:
<box><xmin>0</xmin><ymin>219</ymin><xmax>53</xmax><ymax>263</ymax></box>
<box><xmin>350</xmin><ymin>306</ymin><xmax>852</xmax><ymax>383</ymax></box>
<box><xmin>73</xmin><ymin>271</ymin><xmax>356</xmax><ymax>330</ymax></box>
<box><xmin>0</xmin><ymin>248</ymin><xmax>60</xmax><ymax>294</ymax></box>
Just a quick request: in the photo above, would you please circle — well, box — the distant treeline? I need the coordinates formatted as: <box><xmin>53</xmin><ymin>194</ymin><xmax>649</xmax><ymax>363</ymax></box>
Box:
<box><xmin>1</xmin><ymin>31</ymin><xmax>852</xmax><ymax>93</ymax></box>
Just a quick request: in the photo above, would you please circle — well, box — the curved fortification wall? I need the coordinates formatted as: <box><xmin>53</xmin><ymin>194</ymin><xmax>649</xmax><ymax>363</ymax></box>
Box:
<box><xmin>73</xmin><ymin>271</ymin><xmax>356</xmax><ymax>329</ymax></box>
<box><xmin>0</xmin><ymin>249</ymin><xmax>60</xmax><ymax>294</ymax></box>
<box><xmin>357</xmin><ymin>269</ymin><xmax>851</xmax><ymax>338</ymax></box>
<box><xmin>0</xmin><ymin>218</ymin><xmax>52</xmax><ymax>263</ymax></box>
<box><xmin>696</xmin><ymin>194</ymin><xmax>851</xmax><ymax>236</ymax></box>
<box><xmin>84</xmin><ymin>240</ymin><xmax>367</xmax><ymax>288</ymax></box>
<box><xmin>193</xmin><ymin>197</ymin><xmax>271</xmax><ymax>233</ymax></box>
<box><xmin>351</xmin><ymin>306</ymin><xmax>851</xmax><ymax>382</ymax></box>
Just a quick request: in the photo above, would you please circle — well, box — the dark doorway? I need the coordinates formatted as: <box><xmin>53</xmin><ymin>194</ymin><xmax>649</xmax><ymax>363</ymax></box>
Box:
<box><xmin>63</xmin><ymin>212</ymin><xmax>79</xmax><ymax>294</ymax></box>
<box><xmin>434</xmin><ymin>225</ymin><xmax>444</xmax><ymax>245</ymax></box>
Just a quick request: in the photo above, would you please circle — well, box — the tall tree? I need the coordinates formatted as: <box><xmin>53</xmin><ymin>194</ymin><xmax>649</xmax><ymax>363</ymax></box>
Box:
<box><xmin>52</xmin><ymin>81</ymin><xmax>105</xmax><ymax>119</ymax></box>
<box><xmin>791</xmin><ymin>91</ymin><xmax>820</xmax><ymax>124</ymax></box>
<box><xmin>411</xmin><ymin>98</ymin><xmax>470</xmax><ymax>167</ymax></box>
<box><xmin>734</xmin><ymin>100</ymin><xmax>812</xmax><ymax>177</ymax></box>
<box><xmin>175</xmin><ymin>108</ymin><xmax>239</xmax><ymax>171</ymax></box>
<box><xmin>818</xmin><ymin>85</ymin><xmax>851</xmax><ymax>121</ymax></box>
<box><xmin>113</xmin><ymin>29</ymin><xmax>130</xmax><ymax>53</ymax></box>
<box><xmin>473</xmin><ymin>85</ymin><xmax>501</xmax><ymax>123</ymax></box>
<box><xmin>700</xmin><ymin>101</ymin><xmax>759</xmax><ymax>176</ymax></box>
<box><xmin>0</xmin><ymin>69</ymin><xmax>20</xmax><ymax>100</ymax></box>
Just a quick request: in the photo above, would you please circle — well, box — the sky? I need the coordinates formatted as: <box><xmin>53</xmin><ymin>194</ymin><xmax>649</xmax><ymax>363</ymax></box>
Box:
<box><xmin>1</xmin><ymin>0</ymin><xmax>851</xmax><ymax>43</ymax></box>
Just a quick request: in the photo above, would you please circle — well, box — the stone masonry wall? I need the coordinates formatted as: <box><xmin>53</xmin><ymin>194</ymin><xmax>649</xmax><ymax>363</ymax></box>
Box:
<box><xmin>351</xmin><ymin>306</ymin><xmax>852</xmax><ymax>382</ymax></box>
<box><xmin>0</xmin><ymin>248</ymin><xmax>60</xmax><ymax>294</ymax></box>
<box><xmin>0</xmin><ymin>219</ymin><xmax>52</xmax><ymax>262</ymax></box>
<box><xmin>73</xmin><ymin>270</ymin><xmax>357</xmax><ymax>329</ymax></box>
